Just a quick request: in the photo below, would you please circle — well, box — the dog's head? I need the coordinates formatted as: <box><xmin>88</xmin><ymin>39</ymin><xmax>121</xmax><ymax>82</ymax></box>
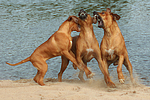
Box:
<box><xmin>67</xmin><ymin>16</ymin><xmax>81</xmax><ymax>32</ymax></box>
<box><xmin>93</xmin><ymin>8</ymin><xmax>121</xmax><ymax>28</ymax></box>
<box><xmin>78</xmin><ymin>9</ymin><xmax>87</xmax><ymax>20</ymax></box>
<box><xmin>78</xmin><ymin>9</ymin><xmax>96</xmax><ymax>25</ymax></box>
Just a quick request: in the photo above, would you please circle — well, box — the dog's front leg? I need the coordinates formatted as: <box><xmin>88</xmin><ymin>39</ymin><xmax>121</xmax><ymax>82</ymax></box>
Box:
<box><xmin>61</xmin><ymin>50</ymin><xmax>79</xmax><ymax>68</ymax></box>
<box><xmin>69</xmin><ymin>51</ymin><xmax>77</xmax><ymax>70</ymax></box>
<box><xmin>76</xmin><ymin>53</ymin><xmax>94</xmax><ymax>79</ymax></box>
<box><xmin>102</xmin><ymin>58</ymin><xmax>116</xmax><ymax>88</ymax></box>
<box><xmin>117</xmin><ymin>55</ymin><xmax>125</xmax><ymax>84</ymax></box>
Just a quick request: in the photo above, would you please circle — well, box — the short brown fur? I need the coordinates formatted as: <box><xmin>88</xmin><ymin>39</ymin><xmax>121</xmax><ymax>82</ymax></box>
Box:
<box><xmin>94</xmin><ymin>8</ymin><xmax>134</xmax><ymax>84</ymax></box>
<box><xmin>58</xmin><ymin>11</ymin><xmax>116</xmax><ymax>88</ymax></box>
<box><xmin>6</xmin><ymin>16</ymin><xmax>93</xmax><ymax>86</ymax></box>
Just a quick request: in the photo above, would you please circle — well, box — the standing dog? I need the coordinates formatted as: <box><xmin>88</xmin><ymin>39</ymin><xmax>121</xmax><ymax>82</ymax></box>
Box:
<box><xmin>93</xmin><ymin>8</ymin><xmax>134</xmax><ymax>84</ymax></box>
<box><xmin>58</xmin><ymin>9</ymin><xmax>116</xmax><ymax>88</ymax></box>
<box><xmin>6</xmin><ymin>16</ymin><xmax>93</xmax><ymax>86</ymax></box>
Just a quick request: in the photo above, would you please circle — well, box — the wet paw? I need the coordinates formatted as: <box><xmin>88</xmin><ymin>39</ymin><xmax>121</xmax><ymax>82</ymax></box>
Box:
<box><xmin>119</xmin><ymin>79</ymin><xmax>125</xmax><ymax>84</ymax></box>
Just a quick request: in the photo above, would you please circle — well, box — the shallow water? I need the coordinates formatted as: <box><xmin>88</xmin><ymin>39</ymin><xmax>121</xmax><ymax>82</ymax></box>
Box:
<box><xmin>0</xmin><ymin>0</ymin><xmax>150</xmax><ymax>86</ymax></box>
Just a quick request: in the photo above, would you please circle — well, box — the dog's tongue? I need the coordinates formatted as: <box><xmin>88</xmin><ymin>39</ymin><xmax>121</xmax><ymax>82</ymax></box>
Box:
<box><xmin>98</xmin><ymin>21</ymin><xmax>103</xmax><ymax>26</ymax></box>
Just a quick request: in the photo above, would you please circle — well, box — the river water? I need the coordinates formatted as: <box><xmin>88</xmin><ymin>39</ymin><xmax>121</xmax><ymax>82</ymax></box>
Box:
<box><xmin>0</xmin><ymin>0</ymin><xmax>150</xmax><ymax>86</ymax></box>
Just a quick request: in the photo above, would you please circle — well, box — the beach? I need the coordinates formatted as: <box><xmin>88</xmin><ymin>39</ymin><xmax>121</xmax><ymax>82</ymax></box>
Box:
<box><xmin>0</xmin><ymin>78</ymin><xmax>149</xmax><ymax>100</ymax></box>
<box><xmin>0</xmin><ymin>1</ymin><xmax>150</xmax><ymax>100</ymax></box>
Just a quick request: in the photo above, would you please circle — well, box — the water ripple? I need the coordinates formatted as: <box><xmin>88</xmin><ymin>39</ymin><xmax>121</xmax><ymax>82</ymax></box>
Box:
<box><xmin>0</xmin><ymin>0</ymin><xmax>150</xmax><ymax>86</ymax></box>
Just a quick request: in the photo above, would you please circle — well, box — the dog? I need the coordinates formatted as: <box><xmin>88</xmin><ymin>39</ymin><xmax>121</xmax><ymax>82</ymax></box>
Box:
<box><xmin>6</xmin><ymin>16</ymin><xmax>93</xmax><ymax>86</ymax></box>
<box><xmin>93</xmin><ymin>8</ymin><xmax>134</xmax><ymax>84</ymax></box>
<box><xmin>58</xmin><ymin>9</ymin><xmax>116</xmax><ymax>88</ymax></box>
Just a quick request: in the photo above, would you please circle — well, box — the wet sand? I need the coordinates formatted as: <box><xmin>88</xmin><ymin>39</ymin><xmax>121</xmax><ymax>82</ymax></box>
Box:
<box><xmin>0</xmin><ymin>78</ymin><xmax>150</xmax><ymax>100</ymax></box>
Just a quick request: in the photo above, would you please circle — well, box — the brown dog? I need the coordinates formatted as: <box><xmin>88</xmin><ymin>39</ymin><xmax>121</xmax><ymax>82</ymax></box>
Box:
<box><xmin>6</xmin><ymin>16</ymin><xmax>93</xmax><ymax>86</ymax></box>
<box><xmin>93</xmin><ymin>8</ymin><xmax>134</xmax><ymax>84</ymax></box>
<box><xmin>58</xmin><ymin>9</ymin><xmax>115</xmax><ymax>88</ymax></box>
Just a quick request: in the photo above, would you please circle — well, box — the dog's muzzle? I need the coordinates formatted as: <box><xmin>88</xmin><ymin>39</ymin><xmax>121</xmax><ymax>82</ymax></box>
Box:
<box><xmin>78</xmin><ymin>9</ymin><xmax>87</xmax><ymax>20</ymax></box>
<box><xmin>93</xmin><ymin>11</ymin><xmax>104</xmax><ymax>28</ymax></box>
<box><xmin>93</xmin><ymin>11</ymin><xmax>98</xmax><ymax>19</ymax></box>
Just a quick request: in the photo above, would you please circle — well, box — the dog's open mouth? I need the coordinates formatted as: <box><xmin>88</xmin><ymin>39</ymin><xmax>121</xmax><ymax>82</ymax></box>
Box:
<box><xmin>97</xmin><ymin>17</ymin><xmax>104</xmax><ymax>28</ymax></box>
<box><xmin>93</xmin><ymin>11</ymin><xmax>104</xmax><ymax>28</ymax></box>
<box><xmin>78</xmin><ymin>9</ymin><xmax>87</xmax><ymax>20</ymax></box>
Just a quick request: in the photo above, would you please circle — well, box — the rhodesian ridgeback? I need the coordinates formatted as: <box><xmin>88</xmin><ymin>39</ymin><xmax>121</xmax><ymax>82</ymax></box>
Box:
<box><xmin>58</xmin><ymin>9</ymin><xmax>116</xmax><ymax>88</ymax></box>
<box><xmin>93</xmin><ymin>8</ymin><xmax>134</xmax><ymax>84</ymax></box>
<box><xmin>6</xmin><ymin>16</ymin><xmax>93</xmax><ymax>86</ymax></box>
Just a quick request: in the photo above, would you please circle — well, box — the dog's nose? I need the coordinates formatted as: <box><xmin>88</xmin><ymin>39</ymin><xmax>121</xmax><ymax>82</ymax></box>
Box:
<box><xmin>78</xmin><ymin>9</ymin><xmax>86</xmax><ymax>17</ymax></box>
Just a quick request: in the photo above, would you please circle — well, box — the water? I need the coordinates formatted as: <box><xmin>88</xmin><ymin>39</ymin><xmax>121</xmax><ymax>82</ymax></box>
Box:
<box><xmin>0</xmin><ymin>0</ymin><xmax>150</xmax><ymax>86</ymax></box>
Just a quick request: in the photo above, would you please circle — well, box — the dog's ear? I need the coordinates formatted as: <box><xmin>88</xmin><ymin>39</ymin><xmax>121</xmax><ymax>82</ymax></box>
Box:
<box><xmin>112</xmin><ymin>13</ymin><xmax>121</xmax><ymax>20</ymax></box>
<box><xmin>67</xmin><ymin>16</ymin><xmax>73</xmax><ymax>21</ymax></box>
<box><xmin>106</xmin><ymin>8</ymin><xmax>121</xmax><ymax>20</ymax></box>
<box><xmin>106</xmin><ymin>8</ymin><xmax>111</xmax><ymax>13</ymax></box>
<box><xmin>71</xmin><ymin>16</ymin><xmax>79</xmax><ymax>24</ymax></box>
<box><xmin>67</xmin><ymin>16</ymin><xmax>79</xmax><ymax>24</ymax></box>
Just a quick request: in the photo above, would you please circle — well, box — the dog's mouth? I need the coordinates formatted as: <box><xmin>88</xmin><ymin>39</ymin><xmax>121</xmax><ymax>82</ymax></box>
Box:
<box><xmin>78</xmin><ymin>9</ymin><xmax>87</xmax><ymax>20</ymax></box>
<box><xmin>93</xmin><ymin>11</ymin><xmax>104</xmax><ymax>28</ymax></box>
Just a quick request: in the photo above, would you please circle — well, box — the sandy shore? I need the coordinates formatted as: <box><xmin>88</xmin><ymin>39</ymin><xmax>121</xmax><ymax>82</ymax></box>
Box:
<box><xmin>0</xmin><ymin>78</ymin><xmax>149</xmax><ymax>100</ymax></box>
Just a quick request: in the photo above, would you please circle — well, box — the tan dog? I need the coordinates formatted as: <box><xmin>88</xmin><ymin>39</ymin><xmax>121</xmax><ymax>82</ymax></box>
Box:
<box><xmin>93</xmin><ymin>8</ymin><xmax>134</xmax><ymax>84</ymax></box>
<box><xmin>58</xmin><ymin>9</ymin><xmax>115</xmax><ymax>88</ymax></box>
<box><xmin>6</xmin><ymin>16</ymin><xmax>93</xmax><ymax>86</ymax></box>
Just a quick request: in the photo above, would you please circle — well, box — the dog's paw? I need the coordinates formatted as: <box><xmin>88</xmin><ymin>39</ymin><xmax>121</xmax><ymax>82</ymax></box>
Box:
<box><xmin>107</xmin><ymin>82</ymin><xmax>116</xmax><ymax>88</ymax></box>
<box><xmin>88</xmin><ymin>73</ymin><xmax>95</xmax><ymax>78</ymax></box>
<box><xmin>119</xmin><ymin>79</ymin><xmax>125</xmax><ymax>84</ymax></box>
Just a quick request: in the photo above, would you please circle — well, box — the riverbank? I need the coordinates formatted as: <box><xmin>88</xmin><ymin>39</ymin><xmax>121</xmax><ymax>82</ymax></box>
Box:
<box><xmin>0</xmin><ymin>78</ymin><xmax>149</xmax><ymax>100</ymax></box>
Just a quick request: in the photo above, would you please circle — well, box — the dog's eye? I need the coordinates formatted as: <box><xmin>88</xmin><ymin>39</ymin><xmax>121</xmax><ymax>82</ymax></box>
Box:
<box><xmin>102</xmin><ymin>12</ymin><xmax>105</xmax><ymax>14</ymax></box>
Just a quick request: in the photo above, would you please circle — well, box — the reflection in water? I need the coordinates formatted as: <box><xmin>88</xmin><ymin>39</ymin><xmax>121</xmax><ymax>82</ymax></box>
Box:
<box><xmin>0</xmin><ymin>0</ymin><xmax>150</xmax><ymax>86</ymax></box>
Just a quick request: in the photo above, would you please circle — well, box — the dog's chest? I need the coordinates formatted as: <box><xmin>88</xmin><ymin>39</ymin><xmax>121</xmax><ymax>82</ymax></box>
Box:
<box><xmin>105</xmin><ymin>49</ymin><xmax>115</xmax><ymax>60</ymax></box>
<box><xmin>86</xmin><ymin>48</ymin><xmax>94</xmax><ymax>54</ymax></box>
<box><xmin>83</xmin><ymin>48</ymin><xmax>94</xmax><ymax>61</ymax></box>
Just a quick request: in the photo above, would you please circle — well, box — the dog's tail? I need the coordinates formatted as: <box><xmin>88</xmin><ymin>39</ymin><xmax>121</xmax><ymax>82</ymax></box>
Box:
<box><xmin>6</xmin><ymin>57</ymin><xmax>30</xmax><ymax>66</ymax></box>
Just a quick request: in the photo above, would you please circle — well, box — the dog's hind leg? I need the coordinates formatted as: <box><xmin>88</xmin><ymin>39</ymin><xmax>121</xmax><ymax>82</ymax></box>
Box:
<box><xmin>69</xmin><ymin>51</ymin><xmax>77</xmax><ymax>70</ymax></box>
<box><xmin>58</xmin><ymin>56</ymin><xmax>69</xmax><ymax>82</ymax></box>
<box><xmin>78</xmin><ymin>70</ymin><xmax>85</xmax><ymax>82</ymax></box>
<box><xmin>33</xmin><ymin>70</ymin><xmax>40</xmax><ymax>83</ymax></box>
<box><xmin>32</xmin><ymin>60</ymin><xmax>48</xmax><ymax>86</ymax></box>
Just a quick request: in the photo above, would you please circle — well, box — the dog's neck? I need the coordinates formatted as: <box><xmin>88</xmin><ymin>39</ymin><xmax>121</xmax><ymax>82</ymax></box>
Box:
<box><xmin>79</xmin><ymin>23</ymin><xmax>95</xmax><ymax>39</ymax></box>
<box><xmin>58</xmin><ymin>21</ymin><xmax>73</xmax><ymax>35</ymax></box>
<box><xmin>103</xmin><ymin>21</ymin><xmax>121</xmax><ymax>37</ymax></box>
